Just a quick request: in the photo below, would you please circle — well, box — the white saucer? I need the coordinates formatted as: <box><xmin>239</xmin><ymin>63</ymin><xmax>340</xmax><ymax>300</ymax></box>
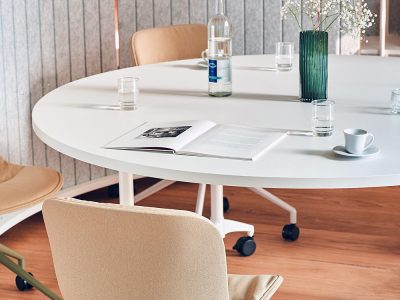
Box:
<box><xmin>197</xmin><ymin>60</ymin><xmax>208</xmax><ymax>68</ymax></box>
<box><xmin>332</xmin><ymin>145</ymin><xmax>380</xmax><ymax>157</ymax></box>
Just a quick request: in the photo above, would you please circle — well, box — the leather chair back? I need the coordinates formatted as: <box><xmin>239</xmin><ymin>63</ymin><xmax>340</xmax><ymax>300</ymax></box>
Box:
<box><xmin>131</xmin><ymin>24</ymin><xmax>207</xmax><ymax>66</ymax></box>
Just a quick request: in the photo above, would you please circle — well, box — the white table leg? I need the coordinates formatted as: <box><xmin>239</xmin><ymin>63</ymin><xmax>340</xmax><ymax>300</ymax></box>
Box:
<box><xmin>248</xmin><ymin>187</ymin><xmax>297</xmax><ymax>224</ymax></box>
<box><xmin>210</xmin><ymin>185</ymin><xmax>254</xmax><ymax>238</ymax></box>
<box><xmin>210</xmin><ymin>185</ymin><xmax>224</xmax><ymax>235</ymax></box>
<box><xmin>118</xmin><ymin>172</ymin><xmax>134</xmax><ymax>206</ymax></box>
<box><xmin>195</xmin><ymin>184</ymin><xmax>207</xmax><ymax>215</ymax></box>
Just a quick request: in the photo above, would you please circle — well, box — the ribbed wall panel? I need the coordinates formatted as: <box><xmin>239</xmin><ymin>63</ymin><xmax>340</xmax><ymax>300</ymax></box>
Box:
<box><xmin>0</xmin><ymin>0</ymin><xmax>375</xmax><ymax>188</ymax></box>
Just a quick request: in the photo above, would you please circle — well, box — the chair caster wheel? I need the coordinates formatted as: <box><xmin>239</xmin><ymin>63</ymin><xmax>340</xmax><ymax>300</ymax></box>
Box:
<box><xmin>233</xmin><ymin>236</ymin><xmax>256</xmax><ymax>256</ymax></box>
<box><xmin>223</xmin><ymin>196</ymin><xmax>230</xmax><ymax>213</ymax></box>
<box><xmin>282</xmin><ymin>224</ymin><xmax>300</xmax><ymax>241</ymax></box>
<box><xmin>16</xmin><ymin>272</ymin><xmax>33</xmax><ymax>291</ymax></box>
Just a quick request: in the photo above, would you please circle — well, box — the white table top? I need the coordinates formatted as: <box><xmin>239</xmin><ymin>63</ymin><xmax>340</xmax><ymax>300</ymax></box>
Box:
<box><xmin>33</xmin><ymin>55</ymin><xmax>400</xmax><ymax>189</ymax></box>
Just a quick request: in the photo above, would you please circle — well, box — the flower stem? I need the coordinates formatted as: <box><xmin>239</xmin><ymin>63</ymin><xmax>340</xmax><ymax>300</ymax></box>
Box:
<box><xmin>288</xmin><ymin>6</ymin><xmax>301</xmax><ymax>30</ymax></box>
<box><xmin>324</xmin><ymin>13</ymin><xmax>341</xmax><ymax>31</ymax></box>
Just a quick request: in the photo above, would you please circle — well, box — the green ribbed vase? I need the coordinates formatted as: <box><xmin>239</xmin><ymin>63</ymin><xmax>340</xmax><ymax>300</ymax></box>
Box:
<box><xmin>299</xmin><ymin>31</ymin><xmax>328</xmax><ymax>102</ymax></box>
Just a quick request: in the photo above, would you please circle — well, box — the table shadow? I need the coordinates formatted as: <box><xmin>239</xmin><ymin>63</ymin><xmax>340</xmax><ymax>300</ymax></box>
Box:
<box><xmin>229</xmin><ymin>93</ymin><xmax>299</xmax><ymax>102</ymax></box>
<box><xmin>140</xmin><ymin>88</ymin><xmax>208</xmax><ymax>98</ymax></box>
<box><xmin>294</xmin><ymin>149</ymin><xmax>376</xmax><ymax>161</ymax></box>
<box><xmin>167</xmin><ymin>64</ymin><xmax>283</xmax><ymax>72</ymax></box>
<box><xmin>60</xmin><ymin>103</ymin><xmax>121</xmax><ymax>110</ymax></box>
<box><xmin>166</xmin><ymin>64</ymin><xmax>207</xmax><ymax>70</ymax></box>
<box><xmin>141</xmin><ymin>88</ymin><xmax>299</xmax><ymax>102</ymax></box>
<box><xmin>69</xmin><ymin>85</ymin><xmax>115</xmax><ymax>92</ymax></box>
<box><xmin>351</xmin><ymin>106</ymin><xmax>393</xmax><ymax>116</ymax></box>
<box><xmin>234</xmin><ymin>66</ymin><xmax>278</xmax><ymax>72</ymax></box>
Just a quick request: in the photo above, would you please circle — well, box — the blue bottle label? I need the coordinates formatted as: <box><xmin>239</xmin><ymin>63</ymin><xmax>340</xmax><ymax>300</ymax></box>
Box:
<box><xmin>208</xmin><ymin>60</ymin><xmax>217</xmax><ymax>83</ymax></box>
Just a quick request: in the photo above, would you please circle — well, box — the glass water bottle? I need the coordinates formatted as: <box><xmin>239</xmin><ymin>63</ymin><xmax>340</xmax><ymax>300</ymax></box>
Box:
<box><xmin>208</xmin><ymin>0</ymin><xmax>232</xmax><ymax>97</ymax></box>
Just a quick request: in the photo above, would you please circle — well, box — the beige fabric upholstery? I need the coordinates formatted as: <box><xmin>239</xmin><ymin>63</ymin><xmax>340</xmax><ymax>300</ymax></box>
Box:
<box><xmin>228</xmin><ymin>274</ymin><xmax>283</xmax><ymax>300</ymax></box>
<box><xmin>0</xmin><ymin>157</ymin><xmax>63</xmax><ymax>214</ymax></box>
<box><xmin>131</xmin><ymin>23</ymin><xmax>207</xmax><ymax>66</ymax></box>
<box><xmin>43</xmin><ymin>198</ymin><xmax>282</xmax><ymax>300</ymax></box>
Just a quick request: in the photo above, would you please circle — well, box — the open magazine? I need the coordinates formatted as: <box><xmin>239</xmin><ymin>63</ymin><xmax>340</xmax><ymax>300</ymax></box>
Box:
<box><xmin>103</xmin><ymin>120</ymin><xmax>287</xmax><ymax>161</ymax></box>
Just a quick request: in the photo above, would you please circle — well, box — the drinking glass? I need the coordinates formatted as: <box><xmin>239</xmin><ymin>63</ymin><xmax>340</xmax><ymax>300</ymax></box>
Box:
<box><xmin>391</xmin><ymin>88</ymin><xmax>400</xmax><ymax>114</ymax></box>
<box><xmin>311</xmin><ymin>100</ymin><xmax>335</xmax><ymax>137</ymax></box>
<box><xmin>118</xmin><ymin>77</ymin><xmax>139</xmax><ymax>110</ymax></box>
<box><xmin>275</xmin><ymin>42</ymin><xmax>293</xmax><ymax>71</ymax></box>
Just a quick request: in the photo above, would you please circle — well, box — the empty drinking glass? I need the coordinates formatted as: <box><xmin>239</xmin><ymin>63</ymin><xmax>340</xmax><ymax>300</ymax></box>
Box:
<box><xmin>391</xmin><ymin>88</ymin><xmax>400</xmax><ymax>114</ymax></box>
<box><xmin>311</xmin><ymin>100</ymin><xmax>335</xmax><ymax>137</ymax></box>
<box><xmin>118</xmin><ymin>77</ymin><xmax>139</xmax><ymax>110</ymax></box>
<box><xmin>275</xmin><ymin>42</ymin><xmax>293</xmax><ymax>71</ymax></box>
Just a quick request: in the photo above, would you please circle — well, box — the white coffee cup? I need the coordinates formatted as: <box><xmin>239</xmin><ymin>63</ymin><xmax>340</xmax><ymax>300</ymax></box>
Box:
<box><xmin>344</xmin><ymin>128</ymin><xmax>374</xmax><ymax>155</ymax></box>
<box><xmin>201</xmin><ymin>49</ymin><xmax>208</xmax><ymax>64</ymax></box>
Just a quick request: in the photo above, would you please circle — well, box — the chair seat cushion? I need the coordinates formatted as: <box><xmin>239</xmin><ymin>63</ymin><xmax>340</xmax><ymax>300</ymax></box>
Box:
<box><xmin>0</xmin><ymin>165</ymin><xmax>63</xmax><ymax>214</ymax></box>
<box><xmin>228</xmin><ymin>274</ymin><xmax>283</xmax><ymax>300</ymax></box>
<box><xmin>0</xmin><ymin>158</ymin><xmax>23</xmax><ymax>183</ymax></box>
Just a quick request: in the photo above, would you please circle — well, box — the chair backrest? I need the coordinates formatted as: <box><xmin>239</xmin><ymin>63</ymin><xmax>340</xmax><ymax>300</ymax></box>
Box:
<box><xmin>131</xmin><ymin>23</ymin><xmax>207</xmax><ymax>66</ymax></box>
<box><xmin>43</xmin><ymin>198</ymin><xmax>230</xmax><ymax>300</ymax></box>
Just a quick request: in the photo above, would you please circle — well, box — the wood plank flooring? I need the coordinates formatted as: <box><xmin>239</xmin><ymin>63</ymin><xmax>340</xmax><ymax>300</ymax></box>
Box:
<box><xmin>0</xmin><ymin>181</ymin><xmax>399</xmax><ymax>299</ymax></box>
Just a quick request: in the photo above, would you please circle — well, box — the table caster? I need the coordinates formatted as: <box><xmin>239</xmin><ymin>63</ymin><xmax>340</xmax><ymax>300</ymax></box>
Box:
<box><xmin>16</xmin><ymin>273</ymin><xmax>33</xmax><ymax>291</ymax></box>
<box><xmin>233</xmin><ymin>236</ymin><xmax>256</xmax><ymax>256</ymax></box>
<box><xmin>223</xmin><ymin>196</ymin><xmax>230</xmax><ymax>213</ymax></box>
<box><xmin>282</xmin><ymin>223</ymin><xmax>300</xmax><ymax>241</ymax></box>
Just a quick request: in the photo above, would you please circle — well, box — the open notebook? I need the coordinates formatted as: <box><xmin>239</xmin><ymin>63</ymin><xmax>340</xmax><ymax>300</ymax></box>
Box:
<box><xmin>103</xmin><ymin>120</ymin><xmax>287</xmax><ymax>161</ymax></box>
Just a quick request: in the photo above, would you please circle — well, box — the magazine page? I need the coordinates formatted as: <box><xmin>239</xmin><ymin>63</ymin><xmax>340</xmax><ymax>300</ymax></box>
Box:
<box><xmin>178</xmin><ymin>124</ymin><xmax>287</xmax><ymax>160</ymax></box>
<box><xmin>103</xmin><ymin>120</ymin><xmax>216</xmax><ymax>152</ymax></box>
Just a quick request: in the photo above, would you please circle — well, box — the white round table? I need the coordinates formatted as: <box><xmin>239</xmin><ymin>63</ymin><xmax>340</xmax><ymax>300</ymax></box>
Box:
<box><xmin>33</xmin><ymin>55</ymin><xmax>400</xmax><ymax>250</ymax></box>
<box><xmin>33</xmin><ymin>55</ymin><xmax>400</xmax><ymax>188</ymax></box>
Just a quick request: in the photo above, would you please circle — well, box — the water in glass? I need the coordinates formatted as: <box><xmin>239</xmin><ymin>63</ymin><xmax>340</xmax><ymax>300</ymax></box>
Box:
<box><xmin>391</xmin><ymin>88</ymin><xmax>400</xmax><ymax>114</ymax></box>
<box><xmin>312</xmin><ymin>100</ymin><xmax>334</xmax><ymax>137</ymax></box>
<box><xmin>118</xmin><ymin>77</ymin><xmax>139</xmax><ymax>110</ymax></box>
<box><xmin>275</xmin><ymin>42</ymin><xmax>293</xmax><ymax>71</ymax></box>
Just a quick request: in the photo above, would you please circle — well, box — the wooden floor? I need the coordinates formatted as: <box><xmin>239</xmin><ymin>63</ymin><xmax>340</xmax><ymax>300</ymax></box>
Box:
<box><xmin>1</xmin><ymin>181</ymin><xmax>400</xmax><ymax>299</ymax></box>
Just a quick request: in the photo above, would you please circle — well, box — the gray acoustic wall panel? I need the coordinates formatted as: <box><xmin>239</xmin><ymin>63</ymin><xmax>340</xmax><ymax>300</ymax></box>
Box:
<box><xmin>154</xmin><ymin>0</ymin><xmax>172</xmax><ymax>27</ymax></box>
<box><xmin>0</xmin><ymin>0</ymin><xmax>383</xmax><ymax>189</ymax></box>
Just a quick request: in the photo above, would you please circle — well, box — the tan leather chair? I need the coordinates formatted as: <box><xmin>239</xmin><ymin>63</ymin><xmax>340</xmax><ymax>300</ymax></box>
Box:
<box><xmin>131</xmin><ymin>23</ymin><xmax>207</xmax><ymax>66</ymax></box>
<box><xmin>43</xmin><ymin>198</ymin><xmax>283</xmax><ymax>300</ymax></box>
<box><xmin>0</xmin><ymin>157</ymin><xmax>63</xmax><ymax>299</ymax></box>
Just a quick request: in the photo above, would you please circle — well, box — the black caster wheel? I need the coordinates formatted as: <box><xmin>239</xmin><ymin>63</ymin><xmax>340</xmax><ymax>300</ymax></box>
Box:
<box><xmin>282</xmin><ymin>223</ymin><xmax>300</xmax><ymax>241</ymax></box>
<box><xmin>233</xmin><ymin>236</ymin><xmax>256</xmax><ymax>256</ymax></box>
<box><xmin>16</xmin><ymin>272</ymin><xmax>33</xmax><ymax>291</ymax></box>
<box><xmin>223</xmin><ymin>196</ymin><xmax>230</xmax><ymax>213</ymax></box>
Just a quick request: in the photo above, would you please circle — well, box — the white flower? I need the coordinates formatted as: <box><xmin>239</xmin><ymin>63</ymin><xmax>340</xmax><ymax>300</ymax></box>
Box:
<box><xmin>281</xmin><ymin>0</ymin><xmax>376</xmax><ymax>39</ymax></box>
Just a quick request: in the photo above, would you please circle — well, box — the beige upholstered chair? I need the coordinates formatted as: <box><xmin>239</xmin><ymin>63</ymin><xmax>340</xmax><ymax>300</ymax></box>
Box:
<box><xmin>43</xmin><ymin>198</ymin><xmax>283</xmax><ymax>300</ymax></box>
<box><xmin>0</xmin><ymin>157</ymin><xmax>63</xmax><ymax>299</ymax></box>
<box><xmin>131</xmin><ymin>23</ymin><xmax>207</xmax><ymax>66</ymax></box>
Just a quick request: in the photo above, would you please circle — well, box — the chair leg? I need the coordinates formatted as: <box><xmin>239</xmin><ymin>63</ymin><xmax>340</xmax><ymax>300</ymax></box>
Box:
<box><xmin>0</xmin><ymin>243</ymin><xmax>25</xmax><ymax>268</ymax></box>
<box><xmin>0</xmin><ymin>252</ymin><xmax>62</xmax><ymax>300</ymax></box>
